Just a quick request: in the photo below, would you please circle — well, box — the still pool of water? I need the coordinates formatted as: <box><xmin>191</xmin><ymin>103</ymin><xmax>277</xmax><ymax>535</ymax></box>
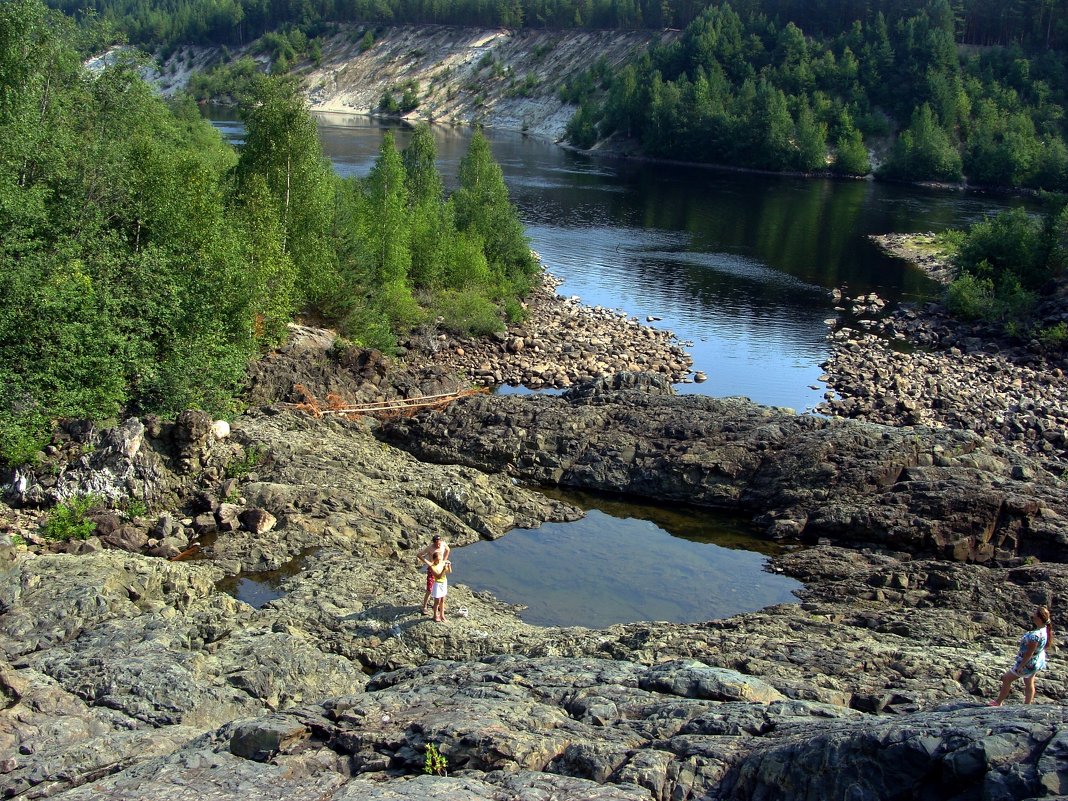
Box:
<box><xmin>454</xmin><ymin>492</ymin><xmax>802</xmax><ymax>628</ymax></box>
<box><xmin>215</xmin><ymin>548</ymin><xmax>318</xmax><ymax>609</ymax></box>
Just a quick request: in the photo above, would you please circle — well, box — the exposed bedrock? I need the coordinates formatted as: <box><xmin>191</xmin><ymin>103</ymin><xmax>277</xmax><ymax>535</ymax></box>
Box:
<box><xmin>41</xmin><ymin>656</ymin><xmax>1068</xmax><ymax>801</ymax></box>
<box><xmin>381</xmin><ymin>373</ymin><xmax>1068</xmax><ymax>564</ymax></box>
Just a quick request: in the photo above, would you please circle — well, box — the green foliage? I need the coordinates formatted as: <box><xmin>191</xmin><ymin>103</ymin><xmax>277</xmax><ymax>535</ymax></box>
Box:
<box><xmin>945</xmin><ymin>272</ymin><xmax>995</xmax><ymax>321</ymax></box>
<box><xmin>2</xmin><ymin>1</ymin><xmax>542</xmax><ymax>460</ymax></box>
<box><xmin>934</xmin><ymin>228</ymin><xmax>965</xmax><ymax>253</ymax></box>
<box><xmin>453</xmin><ymin>130</ymin><xmax>538</xmax><ymax>289</ymax></box>
<box><xmin>424</xmin><ymin>743</ymin><xmax>447</xmax><ymax>776</ymax></box>
<box><xmin>122</xmin><ymin>499</ymin><xmax>148</xmax><ymax>520</ymax></box>
<box><xmin>881</xmin><ymin>103</ymin><xmax>962</xmax><ymax>181</ymax></box>
<box><xmin>237</xmin><ymin>76</ymin><xmax>339</xmax><ymax>309</ymax></box>
<box><xmin>340</xmin><ymin>299</ymin><xmax>398</xmax><ymax>352</ymax></box>
<box><xmin>433</xmin><ymin>290</ymin><xmax>505</xmax><ymax>336</ymax></box>
<box><xmin>0</xmin><ymin>0</ymin><xmax>280</xmax><ymax>463</ymax></box>
<box><xmin>42</xmin><ymin>494</ymin><xmax>100</xmax><ymax>541</ymax></box>
<box><xmin>945</xmin><ymin>202</ymin><xmax>1067</xmax><ymax>331</ymax></box>
<box><xmin>957</xmin><ymin>208</ymin><xmax>1052</xmax><ymax>290</ymax></box>
<box><xmin>378</xmin><ymin>88</ymin><xmax>399</xmax><ymax>113</ymax></box>
<box><xmin>564</xmin><ymin>100</ymin><xmax>599</xmax><ymax>149</ymax></box>
<box><xmin>1037</xmin><ymin>322</ymin><xmax>1068</xmax><ymax>348</ymax></box>
<box><xmin>0</xmin><ymin>406</ymin><xmax>49</xmax><ymax>468</ymax></box>
<box><xmin>503</xmin><ymin>298</ymin><xmax>527</xmax><ymax>325</ymax></box>
<box><xmin>185</xmin><ymin>56</ymin><xmax>262</xmax><ymax>102</ymax></box>
<box><xmin>400</xmin><ymin>82</ymin><xmax>420</xmax><ymax>112</ymax></box>
<box><xmin>225</xmin><ymin>444</ymin><xmax>265</xmax><ymax>479</ymax></box>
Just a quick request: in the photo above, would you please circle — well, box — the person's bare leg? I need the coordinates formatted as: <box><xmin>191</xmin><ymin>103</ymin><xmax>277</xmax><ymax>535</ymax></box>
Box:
<box><xmin>439</xmin><ymin>595</ymin><xmax>447</xmax><ymax>622</ymax></box>
<box><xmin>422</xmin><ymin>586</ymin><xmax>432</xmax><ymax>614</ymax></box>
<box><xmin>1023</xmin><ymin>675</ymin><xmax>1037</xmax><ymax>703</ymax></box>
<box><xmin>434</xmin><ymin>596</ymin><xmax>444</xmax><ymax>622</ymax></box>
<box><xmin>991</xmin><ymin>672</ymin><xmax>1016</xmax><ymax>705</ymax></box>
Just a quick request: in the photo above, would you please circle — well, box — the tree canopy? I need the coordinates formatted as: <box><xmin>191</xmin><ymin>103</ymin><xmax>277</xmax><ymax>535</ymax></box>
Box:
<box><xmin>0</xmin><ymin>0</ymin><xmax>536</xmax><ymax>465</ymax></box>
<box><xmin>564</xmin><ymin>1</ymin><xmax>1068</xmax><ymax>189</ymax></box>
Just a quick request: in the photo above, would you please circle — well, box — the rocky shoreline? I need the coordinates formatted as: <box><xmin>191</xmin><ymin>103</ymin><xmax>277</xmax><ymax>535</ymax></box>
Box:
<box><xmin>817</xmin><ymin>235</ymin><xmax>1068</xmax><ymax>475</ymax></box>
<box><xmin>4</xmin><ymin>276</ymin><xmax>1068</xmax><ymax>799</ymax></box>
<box><xmin>402</xmin><ymin>273</ymin><xmax>695</xmax><ymax>389</ymax></box>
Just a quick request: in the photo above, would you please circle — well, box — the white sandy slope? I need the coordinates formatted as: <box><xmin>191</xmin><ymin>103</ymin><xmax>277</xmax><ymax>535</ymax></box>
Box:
<box><xmin>150</xmin><ymin>25</ymin><xmax>674</xmax><ymax>142</ymax></box>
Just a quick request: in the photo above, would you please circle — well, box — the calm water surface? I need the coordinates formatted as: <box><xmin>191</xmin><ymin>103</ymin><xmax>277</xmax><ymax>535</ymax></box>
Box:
<box><xmin>454</xmin><ymin>491</ymin><xmax>801</xmax><ymax>628</ymax></box>
<box><xmin>207</xmin><ymin>109</ymin><xmax>1026</xmax><ymax>625</ymax></box>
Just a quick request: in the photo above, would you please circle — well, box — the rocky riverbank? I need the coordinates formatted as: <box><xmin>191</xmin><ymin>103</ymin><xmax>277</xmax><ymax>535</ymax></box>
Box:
<box><xmin>3</xmin><ymin>395</ymin><xmax>1068</xmax><ymax>799</ymax></box>
<box><xmin>403</xmin><ymin>274</ymin><xmax>694</xmax><ymax>389</ymax></box>
<box><xmin>817</xmin><ymin>235</ymin><xmax>1068</xmax><ymax>475</ymax></box>
<box><xmin>3</xmin><ymin>318</ymin><xmax>1068</xmax><ymax>798</ymax></box>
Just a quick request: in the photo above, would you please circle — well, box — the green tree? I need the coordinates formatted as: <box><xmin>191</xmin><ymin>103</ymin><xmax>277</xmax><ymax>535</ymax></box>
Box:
<box><xmin>452</xmin><ymin>129</ymin><xmax>537</xmax><ymax>292</ymax></box>
<box><xmin>833</xmin><ymin>117</ymin><xmax>871</xmax><ymax>174</ymax></box>
<box><xmin>882</xmin><ymin>103</ymin><xmax>963</xmax><ymax>181</ymax></box>
<box><xmin>793</xmin><ymin>97</ymin><xmax>828</xmax><ymax>171</ymax></box>
<box><xmin>237</xmin><ymin>76</ymin><xmax>338</xmax><ymax>308</ymax></box>
<box><xmin>403</xmin><ymin>125</ymin><xmax>450</xmax><ymax>289</ymax></box>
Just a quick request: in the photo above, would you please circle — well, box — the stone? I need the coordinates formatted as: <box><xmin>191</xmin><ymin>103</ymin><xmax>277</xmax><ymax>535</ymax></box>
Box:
<box><xmin>229</xmin><ymin>716</ymin><xmax>311</xmax><ymax>761</ymax></box>
<box><xmin>100</xmin><ymin>524</ymin><xmax>149</xmax><ymax>553</ymax></box>
<box><xmin>239</xmin><ymin>508</ymin><xmax>277</xmax><ymax>535</ymax></box>
<box><xmin>215</xmin><ymin>503</ymin><xmax>242</xmax><ymax>532</ymax></box>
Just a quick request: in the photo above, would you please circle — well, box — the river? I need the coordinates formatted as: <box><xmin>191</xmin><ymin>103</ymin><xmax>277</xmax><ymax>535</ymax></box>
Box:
<box><xmin>207</xmin><ymin>108</ymin><xmax>1028</xmax><ymax>627</ymax></box>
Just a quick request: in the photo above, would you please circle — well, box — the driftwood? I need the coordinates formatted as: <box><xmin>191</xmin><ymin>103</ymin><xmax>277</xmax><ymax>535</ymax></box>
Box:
<box><xmin>286</xmin><ymin>385</ymin><xmax>488</xmax><ymax>421</ymax></box>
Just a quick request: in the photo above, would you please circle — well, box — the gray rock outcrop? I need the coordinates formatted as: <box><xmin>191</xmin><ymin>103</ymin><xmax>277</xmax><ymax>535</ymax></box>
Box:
<box><xmin>382</xmin><ymin>384</ymin><xmax>1068</xmax><ymax>562</ymax></box>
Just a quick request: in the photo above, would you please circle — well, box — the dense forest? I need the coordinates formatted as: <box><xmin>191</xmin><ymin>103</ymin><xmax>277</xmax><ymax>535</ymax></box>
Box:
<box><xmin>0</xmin><ymin>0</ymin><xmax>536</xmax><ymax>466</ymax></box>
<box><xmin>46</xmin><ymin>0</ymin><xmax>1068</xmax><ymax>188</ymax></box>
<box><xmin>43</xmin><ymin>0</ymin><xmax>1068</xmax><ymax>51</ymax></box>
<box><xmin>565</xmin><ymin>0</ymin><xmax>1068</xmax><ymax>187</ymax></box>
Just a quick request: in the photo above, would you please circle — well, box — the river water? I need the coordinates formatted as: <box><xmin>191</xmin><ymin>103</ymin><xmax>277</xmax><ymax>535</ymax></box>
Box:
<box><xmin>207</xmin><ymin>109</ymin><xmax>1027</xmax><ymax>627</ymax></box>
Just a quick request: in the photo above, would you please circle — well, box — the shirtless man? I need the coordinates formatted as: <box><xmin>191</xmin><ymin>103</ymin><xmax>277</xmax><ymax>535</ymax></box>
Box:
<box><xmin>416</xmin><ymin>535</ymin><xmax>450</xmax><ymax>615</ymax></box>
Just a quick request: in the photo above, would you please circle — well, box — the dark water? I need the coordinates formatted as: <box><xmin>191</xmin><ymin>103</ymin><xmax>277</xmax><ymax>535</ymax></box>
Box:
<box><xmin>206</xmin><ymin>109</ymin><xmax>1027</xmax><ymax>625</ymax></box>
<box><xmin>455</xmin><ymin>491</ymin><xmax>802</xmax><ymax>628</ymax></box>
<box><xmin>215</xmin><ymin>548</ymin><xmax>318</xmax><ymax>608</ymax></box>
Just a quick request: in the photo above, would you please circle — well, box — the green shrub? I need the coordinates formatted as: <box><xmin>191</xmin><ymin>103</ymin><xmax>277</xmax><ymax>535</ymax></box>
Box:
<box><xmin>379</xmin><ymin>89</ymin><xmax>400</xmax><ymax>113</ymax></box>
<box><xmin>424</xmin><ymin>743</ymin><xmax>447</xmax><ymax>776</ymax></box>
<box><xmin>341</xmin><ymin>300</ymin><xmax>398</xmax><ymax>352</ymax></box>
<box><xmin>945</xmin><ymin>273</ymin><xmax>994</xmax><ymax>321</ymax></box>
<box><xmin>225</xmin><ymin>445</ymin><xmax>265</xmax><ymax>479</ymax></box>
<box><xmin>1037</xmin><ymin>322</ymin><xmax>1068</xmax><ymax>348</ymax></box>
<box><xmin>42</xmin><ymin>495</ymin><xmax>101</xmax><ymax>541</ymax></box>
<box><xmin>434</xmin><ymin>290</ymin><xmax>504</xmax><ymax>336</ymax></box>
<box><xmin>122</xmin><ymin>499</ymin><xmax>148</xmax><ymax>520</ymax></box>
<box><xmin>958</xmin><ymin>208</ymin><xmax>1049</xmax><ymax>290</ymax></box>
<box><xmin>0</xmin><ymin>407</ymin><xmax>49</xmax><ymax>467</ymax></box>
<box><xmin>378</xmin><ymin>280</ymin><xmax>426</xmax><ymax>328</ymax></box>
<box><xmin>934</xmin><ymin>229</ymin><xmax>965</xmax><ymax>254</ymax></box>
<box><xmin>399</xmin><ymin>82</ymin><xmax>420</xmax><ymax>112</ymax></box>
<box><xmin>503</xmin><ymin>298</ymin><xmax>527</xmax><ymax>325</ymax></box>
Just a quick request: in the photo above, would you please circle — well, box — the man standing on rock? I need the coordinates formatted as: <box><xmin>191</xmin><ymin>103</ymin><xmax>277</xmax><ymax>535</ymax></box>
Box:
<box><xmin>417</xmin><ymin>535</ymin><xmax>450</xmax><ymax>615</ymax></box>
